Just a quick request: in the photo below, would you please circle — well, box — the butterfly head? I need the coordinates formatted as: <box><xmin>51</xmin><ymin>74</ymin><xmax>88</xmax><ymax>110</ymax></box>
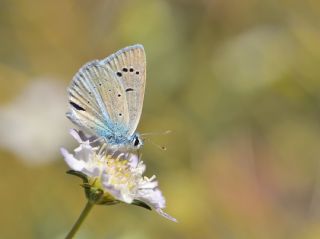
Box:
<box><xmin>131</xmin><ymin>133</ymin><xmax>144</xmax><ymax>149</ymax></box>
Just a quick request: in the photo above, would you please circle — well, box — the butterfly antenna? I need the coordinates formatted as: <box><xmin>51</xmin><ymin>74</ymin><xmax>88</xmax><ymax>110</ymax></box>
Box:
<box><xmin>143</xmin><ymin>137</ymin><xmax>167</xmax><ymax>151</ymax></box>
<box><xmin>141</xmin><ymin>130</ymin><xmax>172</xmax><ymax>137</ymax></box>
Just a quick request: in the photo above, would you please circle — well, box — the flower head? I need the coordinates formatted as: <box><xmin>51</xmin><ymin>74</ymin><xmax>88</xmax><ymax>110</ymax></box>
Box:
<box><xmin>61</xmin><ymin>129</ymin><xmax>177</xmax><ymax>222</ymax></box>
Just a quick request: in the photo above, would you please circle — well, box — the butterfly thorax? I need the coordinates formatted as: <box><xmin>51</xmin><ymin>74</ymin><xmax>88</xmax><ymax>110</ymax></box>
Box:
<box><xmin>97</xmin><ymin>126</ymin><xmax>143</xmax><ymax>151</ymax></box>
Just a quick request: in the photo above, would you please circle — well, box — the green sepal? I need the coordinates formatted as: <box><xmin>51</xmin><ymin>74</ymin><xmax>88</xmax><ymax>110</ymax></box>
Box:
<box><xmin>100</xmin><ymin>200</ymin><xmax>120</xmax><ymax>206</ymax></box>
<box><xmin>66</xmin><ymin>170</ymin><xmax>91</xmax><ymax>199</ymax></box>
<box><xmin>66</xmin><ymin>170</ymin><xmax>89</xmax><ymax>183</ymax></box>
<box><xmin>131</xmin><ymin>200</ymin><xmax>152</xmax><ymax>211</ymax></box>
<box><xmin>67</xmin><ymin>170</ymin><xmax>112</xmax><ymax>204</ymax></box>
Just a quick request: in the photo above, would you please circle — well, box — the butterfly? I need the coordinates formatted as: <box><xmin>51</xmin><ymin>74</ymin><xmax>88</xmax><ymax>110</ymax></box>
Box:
<box><xmin>66</xmin><ymin>44</ymin><xmax>146</xmax><ymax>151</ymax></box>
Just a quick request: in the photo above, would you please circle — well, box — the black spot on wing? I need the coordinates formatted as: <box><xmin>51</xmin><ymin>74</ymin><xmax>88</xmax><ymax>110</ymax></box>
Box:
<box><xmin>125</xmin><ymin>88</ymin><xmax>134</xmax><ymax>92</ymax></box>
<box><xmin>69</xmin><ymin>101</ymin><xmax>85</xmax><ymax>111</ymax></box>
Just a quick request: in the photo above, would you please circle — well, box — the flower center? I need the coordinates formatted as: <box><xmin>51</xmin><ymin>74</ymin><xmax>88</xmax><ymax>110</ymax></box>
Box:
<box><xmin>105</xmin><ymin>157</ymin><xmax>136</xmax><ymax>190</ymax></box>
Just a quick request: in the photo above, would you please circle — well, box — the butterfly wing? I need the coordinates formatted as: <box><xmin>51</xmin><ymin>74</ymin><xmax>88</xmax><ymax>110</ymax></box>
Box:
<box><xmin>67</xmin><ymin>60</ymin><xmax>129</xmax><ymax>138</ymax></box>
<box><xmin>100</xmin><ymin>44</ymin><xmax>146</xmax><ymax>136</ymax></box>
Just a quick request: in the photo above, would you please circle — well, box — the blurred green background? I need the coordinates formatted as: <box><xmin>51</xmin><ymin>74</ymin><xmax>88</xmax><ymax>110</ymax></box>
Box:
<box><xmin>1</xmin><ymin>0</ymin><xmax>320</xmax><ymax>238</ymax></box>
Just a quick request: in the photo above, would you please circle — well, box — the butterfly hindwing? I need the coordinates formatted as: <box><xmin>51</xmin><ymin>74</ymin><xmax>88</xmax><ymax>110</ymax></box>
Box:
<box><xmin>67</xmin><ymin>61</ymin><xmax>129</xmax><ymax>138</ymax></box>
<box><xmin>101</xmin><ymin>44</ymin><xmax>146</xmax><ymax>135</ymax></box>
<box><xmin>67</xmin><ymin>61</ymin><xmax>108</xmax><ymax>135</ymax></box>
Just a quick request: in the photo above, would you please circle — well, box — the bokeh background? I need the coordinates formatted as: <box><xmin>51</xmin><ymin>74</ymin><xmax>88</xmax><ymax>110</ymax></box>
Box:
<box><xmin>1</xmin><ymin>0</ymin><xmax>320</xmax><ymax>238</ymax></box>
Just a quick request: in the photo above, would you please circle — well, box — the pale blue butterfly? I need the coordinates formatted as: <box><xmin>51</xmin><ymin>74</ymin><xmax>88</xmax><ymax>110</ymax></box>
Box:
<box><xmin>66</xmin><ymin>44</ymin><xmax>146</xmax><ymax>151</ymax></box>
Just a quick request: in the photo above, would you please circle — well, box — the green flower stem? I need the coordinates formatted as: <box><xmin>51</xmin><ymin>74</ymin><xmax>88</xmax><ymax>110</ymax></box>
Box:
<box><xmin>65</xmin><ymin>201</ymin><xmax>94</xmax><ymax>239</ymax></box>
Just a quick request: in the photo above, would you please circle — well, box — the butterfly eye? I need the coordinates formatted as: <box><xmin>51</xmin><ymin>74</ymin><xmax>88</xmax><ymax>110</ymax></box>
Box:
<box><xmin>122</xmin><ymin>68</ymin><xmax>128</xmax><ymax>72</ymax></box>
<box><xmin>116</xmin><ymin>72</ymin><xmax>122</xmax><ymax>77</ymax></box>
<box><xmin>129</xmin><ymin>68</ymin><xmax>134</xmax><ymax>72</ymax></box>
<box><xmin>133</xmin><ymin>137</ymin><xmax>140</xmax><ymax>147</ymax></box>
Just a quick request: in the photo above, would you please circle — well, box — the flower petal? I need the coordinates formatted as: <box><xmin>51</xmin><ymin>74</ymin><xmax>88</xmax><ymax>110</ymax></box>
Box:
<box><xmin>74</xmin><ymin>142</ymin><xmax>94</xmax><ymax>163</ymax></box>
<box><xmin>128</xmin><ymin>154</ymin><xmax>139</xmax><ymax>168</ymax></box>
<box><xmin>101</xmin><ymin>172</ymin><xmax>134</xmax><ymax>203</ymax></box>
<box><xmin>60</xmin><ymin>148</ymin><xmax>86</xmax><ymax>171</ymax></box>
<box><xmin>69</xmin><ymin>129</ymin><xmax>83</xmax><ymax>143</ymax></box>
<box><xmin>155</xmin><ymin>208</ymin><xmax>178</xmax><ymax>223</ymax></box>
<box><xmin>136</xmin><ymin>188</ymin><xmax>166</xmax><ymax>209</ymax></box>
<box><xmin>82</xmin><ymin>166</ymin><xmax>101</xmax><ymax>178</ymax></box>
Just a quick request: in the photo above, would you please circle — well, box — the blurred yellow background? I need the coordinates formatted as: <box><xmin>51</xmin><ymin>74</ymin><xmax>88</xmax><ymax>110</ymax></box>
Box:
<box><xmin>1</xmin><ymin>0</ymin><xmax>320</xmax><ymax>238</ymax></box>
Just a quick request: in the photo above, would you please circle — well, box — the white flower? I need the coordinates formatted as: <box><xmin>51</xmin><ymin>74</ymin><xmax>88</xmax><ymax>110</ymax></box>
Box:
<box><xmin>61</xmin><ymin>129</ymin><xmax>177</xmax><ymax>222</ymax></box>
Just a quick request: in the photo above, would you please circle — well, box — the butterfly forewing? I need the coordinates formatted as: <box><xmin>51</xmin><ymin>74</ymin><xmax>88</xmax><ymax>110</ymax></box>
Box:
<box><xmin>101</xmin><ymin>44</ymin><xmax>146</xmax><ymax>135</ymax></box>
